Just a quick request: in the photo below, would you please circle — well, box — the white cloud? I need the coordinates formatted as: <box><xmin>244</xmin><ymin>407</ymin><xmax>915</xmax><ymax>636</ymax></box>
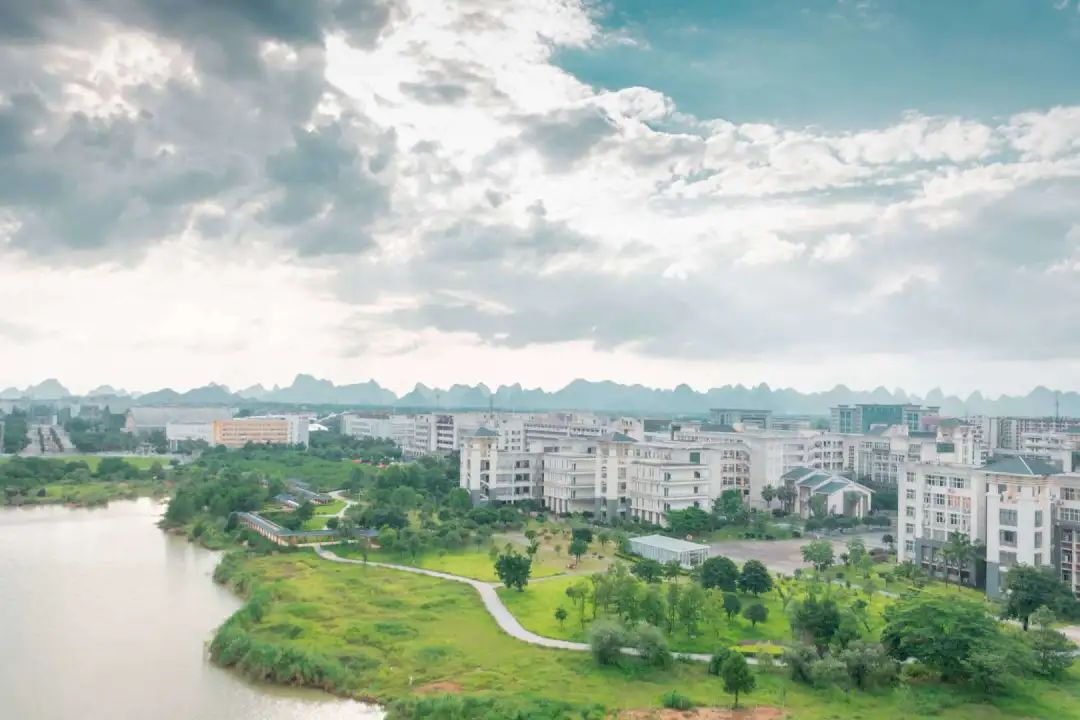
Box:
<box><xmin>812</xmin><ymin>233</ymin><xmax>856</xmax><ymax>262</ymax></box>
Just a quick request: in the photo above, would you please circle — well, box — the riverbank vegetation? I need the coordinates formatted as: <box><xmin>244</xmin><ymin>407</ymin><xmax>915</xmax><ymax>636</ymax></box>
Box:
<box><xmin>0</xmin><ymin>455</ymin><xmax>168</xmax><ymax>507</ymax></box>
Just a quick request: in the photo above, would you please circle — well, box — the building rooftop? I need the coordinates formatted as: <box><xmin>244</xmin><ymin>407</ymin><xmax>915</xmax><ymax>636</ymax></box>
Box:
<box><xmin>127</xmin><ymin>406</ymin><xmax>233</xmax><ymax>427</ymax></box>
<box><xmin>630</xmin><ymin>534</ymin><xmax>709</xmax><ymax>553</ymax></box>
<box><xmin>602</xmin><ymin>431</ymin><xmax>638</xmax><ymax>443</ymax></box>
<box><xmin>981</xmin><ymin>455</ymin><xmax>1063</xmax><ymax>477</ymax></box>
<box><xmin>781</xmin><ymin>466</ymin><xmax>818</xmax><ymax>482</ymax></box>
<box><xmin>470</xmin><ymin>427</ymin><xmax>499</xmax><ymax>438</ymax></box>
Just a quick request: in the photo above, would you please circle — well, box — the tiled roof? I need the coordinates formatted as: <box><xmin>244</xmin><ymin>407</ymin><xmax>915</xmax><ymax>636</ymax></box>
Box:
<box><xmin>471</xmin><ymin>427</ymin><xmax>499</xmax><ymax>438</ymax></box>
<box><xmin>981</xmin><ymin>455</ymin><xmax>1062</xmax><ymax>477</ymax></box>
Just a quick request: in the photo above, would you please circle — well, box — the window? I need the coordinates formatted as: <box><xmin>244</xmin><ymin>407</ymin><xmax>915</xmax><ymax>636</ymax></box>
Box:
<box><xmin>906</xmin><ymin>506</ymin><xmax>915</xmax><ymax>518</ymax></box>
<box><xmin>1035</xmin><ymin>510</ymin><xmax>1043</xmax><ymax>527</ymax></box>
<box><xmin>1035</xmin><ymin>532</ymin><xmax>1043</xmax><ymax>548</ymax></box>
<box><xmin>1000</xmin><ymin>529</ymin><xmax>1017</xmax><ymax>547</ymax></box>
<box><xmin>949</xmin><ymin>513</ymin><xmax>959</xmax><ymax>526</ymax></box>
<box><xmin>934</xmin><ymin>511</ymin><xmax>945</xmax><ymax>524</ymax></box>
<box><xmin>1063</xmin><ymin>508</ymin><xmax>1080</xmax><ymax>523</ymax></box>
<box><xmin>905</xmin><ymin>489</ymin><xmax>916</xmax><ymax>500</ymax></box>
<box><xmin>906</xmin><ymin>472</ymin><xmax>916</xmax><ymax>484</ymax></box>
<box><xmin>1035</xmin><ymin>553</ymin><xmax>1043</xmax><ymax>566</ymax></box>
<box><xmin>905</xmin><ymin>523</ymin><xmax>915</xmax><ymax>535</ymax></box>
<box><xmin>934</xmin><ymin>494</ymin><xmax>945</xmax><ymax>506</ymax></box>
<box><xmin>689</xmin><ymin>451</ymin><xmax>701</xmax><ymax>464</ymax></box>
<box><xmin>999</xmin><ymin>509</ymin><xmax>1018</xmax><ymax>525</ymax></box>
<box><xmin>1064</xmin><ymin>487</ymin><xmax>1078</xmax><ymax>501</ymax></box>
<box><xmin>950</xmin><ymin>477</ymin><xmax>966</xmax><ymax>489</ymax></box>
<box><xmin>1000</xmin><ymin>551</ymin><xmax>1018</xmax><ymax>567</ymax></box>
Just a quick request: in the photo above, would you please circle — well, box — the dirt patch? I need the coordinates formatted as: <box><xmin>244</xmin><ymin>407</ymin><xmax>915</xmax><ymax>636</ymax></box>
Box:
<box><xmin>414</xmin><ymin>681</ymin><xmax>463</xmax><ymax>694</ymax></box>
<box><xmin>618</xmin><ymin>707</ymin><xmax>784</xmax><ymax>720</ymax></box>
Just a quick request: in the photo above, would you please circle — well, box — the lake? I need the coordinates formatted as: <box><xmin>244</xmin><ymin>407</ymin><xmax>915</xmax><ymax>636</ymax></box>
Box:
<box><xmin>0</xmin><ymin>498</ymin><xmax>384</xmax><ymax>720</ymax></box>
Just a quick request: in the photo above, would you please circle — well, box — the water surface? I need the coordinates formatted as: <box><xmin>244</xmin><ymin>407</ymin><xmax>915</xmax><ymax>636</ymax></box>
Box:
<box><xmin>0</xmin><ymin>499</ymin><xmax>384</xmax><ymax>720</ymax></box>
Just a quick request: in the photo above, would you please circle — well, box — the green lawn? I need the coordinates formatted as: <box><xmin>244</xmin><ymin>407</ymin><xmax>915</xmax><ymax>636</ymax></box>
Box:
<box><xmin>0</xmin><ymin>454</ymin><xmax>162</xmax><ymax>470</ymax></box>
<box><xmin>315</xmin><ymin>499</ymin><xmax>347</xmax><ymax>515</ymax></box>
<box><xmin>338</xmin><ymin>545</ymin><xmax>565</xmax><ymax>583</ymax></box>
<box><xmin>498</xmin><ymin>573</ymin><xmax>892</xmax><ymax>654</ymax></box>
<box><xmin>217</xmin><ymin>551</ymin><xmax>1080</xmax><ymax>719</ymax></box>
<box><xmin>1</xmin><ymin>479</ymin><xmax>168</xmax><ymax>507</ymax></box>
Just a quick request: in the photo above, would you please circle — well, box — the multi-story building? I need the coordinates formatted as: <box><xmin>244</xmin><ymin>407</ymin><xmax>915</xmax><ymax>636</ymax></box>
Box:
<box><xmin>936</xmin><ymin>419</ymin><xmax>990</xmax><ymax>467</ymax></box>
<box><xmin>993</xmin><ymin>416</ymin><xmax>1080</xmax><ymax>451</ymax></box>
<box><xmin>898</xmin><ymin>455</ymin><xmax>1077</xmax><ymax>597</ymax></box>
<box><xmin>541</xmin><ymin>438</ymin><xmax>599</xmax><ymax>515</ymax></box>
<box><xmin>211</xmin><ymin>415</ymin><xmax>309</xmax><ymax>448</ymax></box>
<box><xmin>709</xmin><ymin>408</ymin><xmax>772</xmax><ymax>430</ymax></box>
<box><xmin>124</xmin><ymin>406</ymin><xmax>233</xmax><ymax>435</ymax></box>
<box><xmin>853</xmin><ymin>426</ymin><xmax>939</xmax><ymax>485</ymax></box>
<box><xmin>459</xmin><ymin>428</ymin><xmax>542</xmax><ymax>504</ymax></box>
<box><xmin>830</xmin><ymin>403</ymin><xmax>938</xmax><ymax>435</ymax></box>
<box><xmin>165</xmin><ymin>421</ymin><xmax>215</xmax><ymax>450</ymax></box>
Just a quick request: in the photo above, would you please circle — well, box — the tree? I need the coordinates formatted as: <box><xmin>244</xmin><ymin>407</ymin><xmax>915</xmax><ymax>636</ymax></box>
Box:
<box><xmin>738</xmin><ymin>559</ymin><xmax>773</xmax><ymax>596</ymax></box>
<box><xmin>761</xmin><ymin>485</ymin><xmax>777</xmax><ymax>509</ymax></box>
<box><xmin>720</xmin><ymin>653</ymin><xmax>755</xmax><ymax>708</ymax></box>
<box><xmin>809</xmin><ymin>494</ymin><xmax>828</xmax><ymax>519</ymax></box>
<box><xmin>632</xmin><ymin>559</ymin><xmax>663</xmax><ymax>583</ymax></box>
<box><xmin>571</xmin><ymin>527</ymin><xmax>594</xmax><ymax>544</ymax></box>
<box><xmin>881</xmin><ymin>534</ymin><xmax>895</xmax><ymax>552</ymax></box>
<box><xmin>715</xmin><ymin>489</ymin><xmax>749</xmax><ymax>525</ymax></box>
<box><xmin>631</xmin><ymin>624</ymin><xmax>672</xmax><ymax>668</ymax></box>
<box><xmin>566</xmin><ymin>580</ymin><xmax>591</xmax><ymax>627</ymax></box>
<box><xmin>641</xmin><ymin>585</ymin><xmax>667</xmax><ymax>627</ymax></box>
<box><xmin>940</xmin><ymin>532</ymin><xmax>977</xmax><ymax>587</ymax></box>
<box><xmin>494</xmin><ymin>552</ymin><xmax>532</xmax><ymax>591</ymax></box>
<box><xmin>554</xmin><ymin>606</ymin><xmax>568</xmax><ymax>629</ymax></box>
<box><xmin>881</xmin><ymin>593</ymin><xmax>1002</xmax><ymax>682</ymax></box>
<box><xmin>325</xmin><ymin>516</ymin><xmax>339</xmax><ymax>530</ymax></box>
<box><xmin>809</xmin><ymin>656</ymin><xmax>848</xmax><ymax>689</ymax></box>
<box><xmin>708</xmin><ymin>647</ymin><xmax>737</xmax><ymax>676</ymax></box>
<box><xmin>678</xmin><ymin>584</ymin><xmax>707</xmax><ymax>635</ymax></box>
<box><xmin>587</xmin><ymin>619</ymin><xmax>626</xmax><ymax>666</ymax></box>
<box><xmin>597</xmin><ymin>530</ymin><xmax>611</xmax><ymax>550</ymax></box>
<box><xmin>665</xmin><ymin>582</ymin><xmax>681</xmax><ymax>632</ymax></box>
<box><xmin>699</xmin><ymin>556</ymin><xmax>739</xmax><ymax>591</ymax></box>
<box><xmin>663</xmin><ymin>559</ymin><xmax>681</xmax><ymax>584</ymax></box>
<box><xmin>777</xmin><ymin>484</ymin><xmax>797</xmax><ymax>514</ymax></box>
<box><xmin>554</xmin><ymin>543</ymin><xmax>562</xmax><ymax>556</ymax></box>
<box><xmin>1028</xmin><ymin>606</ymin><xmax>1076</xmax><ymax>678</ymax></box>
<box><xmin>1002</xmin><ymin>565</ymin><xmax>1074</xmax><ymax>630</ymax></box>
<box><xmin>846</xmin><ymin>538</ymin><xmax>867</xmax><ymax>567</ymax></box>
<box><xmin>722</xmin><ymin>592</ymin><xmax>742</xmax><ymax>620</ymax></box>
<box><xmin>789</xmin><ymin>595</ymin><xmax>841</xmax><ymax>653</ymax></box>
<box><xmin>526</xmin><ymin>539</ymin><xmax>541</xmax><ymax>558</ymax></box>
<box><xmin>743</xmin><ymin>603</ymin><xmax>768</xmax><ymax>628</ymax></box>
<box><xmin>801</xmin><ymin>540</ymin><xmax>834</xmax><ymax>572</ymax></box>
<box><xmin>840</xmin><ymin>640</ymin><xmax>898</xmax><ymax>689</ymax></box>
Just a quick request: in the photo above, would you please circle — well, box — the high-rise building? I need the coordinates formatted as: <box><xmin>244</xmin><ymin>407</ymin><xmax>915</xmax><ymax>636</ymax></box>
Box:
<box><xmin>830</xmin><ymin>403</ymin><xmax>939</xmax><ymax>434</ymax></box>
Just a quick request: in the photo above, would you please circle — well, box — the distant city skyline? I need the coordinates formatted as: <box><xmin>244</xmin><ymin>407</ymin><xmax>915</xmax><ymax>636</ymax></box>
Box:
<box><xmin>2</xmin><ymin>1</ymin><xmax>1079</xmax><ymax>400</ymax></box>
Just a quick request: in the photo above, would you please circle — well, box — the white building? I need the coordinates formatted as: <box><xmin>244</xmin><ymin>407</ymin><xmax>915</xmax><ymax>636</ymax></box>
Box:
<box><xmin>782</xmin><ymin>467</ymin><xmax>872</xmax><ymax>519</ymax></box>
<box><xmin>459</xmin><ymin>427</ymin><xmax>542</xmax><ymax>504</ymax></box>
<box><xmin>853</xmin><ymin>426</ymin><xmax>939</xmax><ymax>485</ymax></box>
<box><xmin>629</xmin><ymin>534</ymin><xmax>709</xmax><ymax>568</ymax></box>
<box><xmin>124</xmin><ymin>406</ymin><xmax>233</xmax><ymax>435</ymax></box>
<box><xmin>936</xmin><ymin>419</ymin><xmax>989</xmax><ymax>467</ymax></box>
<box><xmin>165</xmin><ymin>421</ymin><xmax>214</xmax><ymax>450</ymax></box>
<box><xmin>541</xmin><ymin>438</ymin><xmax>599</xmax><ymax>515</ymax></box>
<box><xmin>898</xmin><ymin>455</ymin><xmax>1075</xmax><ymax>597</ymax></box>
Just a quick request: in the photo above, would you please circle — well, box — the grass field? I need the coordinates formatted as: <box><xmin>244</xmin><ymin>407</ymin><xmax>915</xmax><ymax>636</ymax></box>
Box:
<box><xmin>498</xmin><ymin>573</ymin><xmax>892</xmax><ymax>654</ymax></box>
<box><xmin>1</xmin><ymin>479</ymin><xmax>168</xmax><ymax>507</ymax></box>
<box><xmin>218</xmin><ymin>551</ymin><xmax>1080</xmax><ymax>718</ymax></box>
<box><xmin>0</xmin><ymin>454</ymin><xmax>162</xmax><ymax>470</ymax></box>
<box><xmin>315</xmin><ymin>499</ymin><xmax>347</xmax><ymax>515</ymax></box>
<box><xmin>337</xmin><ymin>544</ymin><xmax>566</xmax><ymax>582</ymax></box>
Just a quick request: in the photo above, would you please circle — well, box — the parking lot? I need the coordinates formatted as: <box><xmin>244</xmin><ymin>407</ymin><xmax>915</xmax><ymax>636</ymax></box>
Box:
<box><xmin>708</xmin><ymin>529</ymin><xmax>891</xmax><ymax>574</ymax></box>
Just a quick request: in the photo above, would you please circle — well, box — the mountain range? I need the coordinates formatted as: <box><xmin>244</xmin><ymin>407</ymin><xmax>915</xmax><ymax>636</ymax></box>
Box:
<box><xmin>2</xmin><ymin>375</ymin><xmax>1079</xmax><ymax>418</ymax></box>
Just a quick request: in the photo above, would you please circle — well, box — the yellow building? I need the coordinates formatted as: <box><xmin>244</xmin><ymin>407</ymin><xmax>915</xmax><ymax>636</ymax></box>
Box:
<box><xmin>212</xmin><ymin>416</ymin><xmax>307</xmax><ymax>448</ymax></box>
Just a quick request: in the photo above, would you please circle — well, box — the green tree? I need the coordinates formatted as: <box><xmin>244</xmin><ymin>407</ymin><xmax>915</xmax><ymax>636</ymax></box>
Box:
<box><xmin>566</xmin><ymin>580</ymin><xmax>591</xmax><ymax>627</ymax></box>
<box><xmin>597</xmin><ymin>530</ymin><xmax>611</xmax><ymax>550</ymax></box>
<box><xmin>840</xmin><ymin>640</ymin><xmax>898</xmax><ymax>689</ymax></box>
<box><xmin>632</xmin><ymin>559</ymin><xmax>664</xmax><ymax>583</ymax></box>
<box><xmin>554</xmin><ymin>606</ymin><xmax>568</xmax><ymax>629</ymax></box>
<box><xmin>526</xmin><ymin>539</ymin><xmax>541</xmax><ymax>558</ymax></box>
<box><xmin>809</xmin><ymin>656</ymin><xmax>848</xmax><ymax>689</ymax></box>
<box><xmin>720</xmin><ymin>653</ymin><xmax>756</xmax><ymax>708</ymax></box>
<box><xmin>789</xmin><ymin>594</ymin><xmax>841</xmax><ymax>653</ymax></box>
<box><xmin>494</xmin><ymin>552</ymin><xmax>532</xmax><ymax>591</ymax></box>
<box><xmin>941</xmin><ymin>532</ymin><xmax>978</xmax><ymax>587</ymax></box>
<box><xmin>699</xmin><ymin>556</ymin><xmax>739</xmax><ymax>591</ymax></box>
<box><xmin>663</xmin><ymin>559</ymin><xmax>682</xmax><ymax>584</ymax></box>
<box><xmin>295</xmin><ymin>501</ymin><xmax>316</xmax><ymax>523</ymax></box>
<box><xmin>881</xmin><ymin>533</ymin><xmax>895</xmax><ymax>551</ymax></box>
<box><xmin>777</xmin><ymin>484</ymin><xmax>797</xmax><ymax>514</ymax></box>
<box><xmin>1028</xmin><ymin>606</ymin><xmax>1076</xmax><ymax>678</ymax></box>
<box><xmin>678</xmin><ymin>584</ymin><xmax>707</xmax><ymax>635</ymax></box>
<box><xmin>881</xmin><ymin>593</ymin><xmax>1001</xmax><ymax>682</ymax></box>
<box><xmin>761</xmin><ymin>485</ymin><xmax>777</xmax><ymax>509</ymax></box>
<box><xmin>569</xmin><ymin>537</ymin><xmax>588</xmax><ymax>563</ymax></box>
<box><xmin>715</xmin><ymin>489</ymin><xmax>749</xmax><ymax>525</ymax></box>
<box><xmin>722</xmin><ymin>592</ymin><xmax>742</xmax><ymax>620</ymax></box>
<box><xmin>801</xmin><ymin>540</ymin><xmax>835</xmax><ymax>572</ymax></box>
<box><xmin>1002</xmin><ymin>565</ymin><xmax>1074</xmax><ymax>630</ymax></box>
<box><xmin>632</xmin><ymin>624</ymin><xmax>672</xmax><ymax>668</ymax></box>
<box><xmin>846</xmin><ymin>537</ymin><xmax>867</xmax><ymax>567</ymax></box>
<box><xmin>587</xmin><ymin>619</ymin><xmax>626</xmax><ymax>666</ymax></box>
<box><xmin>809</xmin><ymin>494</ymin><xmax>827</xmax><ymax>519</ymax></box>
<box><xmin>641</xmin><ymin>585</ymin><xmax>667</xmax><ymax>627</ymax></box>
<box><xmin>738</xmin><ymin>559</ymin><xmax>773</xmax><ymax>595</ymax></box>
<box><xmin>665</xmin><ymin>582</ymin><xmax>681</xmax><ymax>632</ymax></box>
<box><xmin>743</xmin><ymin>602</ymin><xmax>768</xmax><ymax>627</ymax></box>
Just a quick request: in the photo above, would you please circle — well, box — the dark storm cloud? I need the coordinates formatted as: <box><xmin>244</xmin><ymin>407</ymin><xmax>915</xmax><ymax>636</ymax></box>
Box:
<box><xmin>0</xmin><ymin>0</ymin><xmax>397</xmax><ymax>260</ymax></box>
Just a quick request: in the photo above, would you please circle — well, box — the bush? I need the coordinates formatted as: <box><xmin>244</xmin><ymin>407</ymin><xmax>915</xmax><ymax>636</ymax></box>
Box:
<box><xmin>660</xmin><ymin>691</ymin><xmax>693</xmax><ymax>711</ymax></box>
<box><xmin>708</xmin><ymin>647</ymin><xmax>737</xmax><ymax>676</ymax></box>
<box><xmin>587</xmin><ymin>619</ymin><xmax>627</xmax><ymax>666</ymax></box>
<box><xmin>631</xmin><ymin>624</ymin><xmax>672</xmax><ymax>668</ymax></box>
<box><xmin>809</xmin><ymin>656</ymin><xmax>849</xmax><ymax>689</ymax></box>
<box><xmin>782</xmin><ymin>644</ymin><xmax>818</xmax><ymax>684</ymax></box>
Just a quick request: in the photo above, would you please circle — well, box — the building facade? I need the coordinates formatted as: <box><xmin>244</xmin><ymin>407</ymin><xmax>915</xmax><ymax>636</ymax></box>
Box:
<box><xmin>211</xmin><ymin>415</ymin><xmax>309</xmax><ymax>448</ymax></box>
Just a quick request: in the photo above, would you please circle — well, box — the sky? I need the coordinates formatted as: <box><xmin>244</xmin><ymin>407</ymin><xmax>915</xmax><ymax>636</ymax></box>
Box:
<box><xmin>1</xmin><ymin>0</ymin><xmax>1080</xmax><ymax>396</ymax></box>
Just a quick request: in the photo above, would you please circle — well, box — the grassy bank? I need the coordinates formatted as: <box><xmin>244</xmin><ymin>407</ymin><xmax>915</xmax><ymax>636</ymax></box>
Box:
<box><xmin>207</xmin><ymin>550</ymin><xmax>1080</xmax><ymax>718</ymax></box>
<box><xmin>1</xmin><ymin>479</ymin><xmax>168</xmax><ymax>507</ymax></box>
<box><xmin>0</xmin><ymin>454</ymin><xmax>162</xmax><ymax>470</ymax></box>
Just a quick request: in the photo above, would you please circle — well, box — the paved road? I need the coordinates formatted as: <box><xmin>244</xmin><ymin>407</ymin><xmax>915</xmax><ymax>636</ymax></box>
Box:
<box><xmin>313</xmin><ymin>545</ymin><xmax>731</xmax><ymax>664</ymax></box>
<box><xmin>327</xmin><ymin>490</ymin><xmax>356</xmax><ymax>519</ymax></box>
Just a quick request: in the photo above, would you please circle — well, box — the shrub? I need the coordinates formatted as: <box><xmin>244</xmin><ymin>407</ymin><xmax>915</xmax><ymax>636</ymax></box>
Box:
<box><xmin>660</xmin><ymin>691</ymin><xmax>692</xmax><ymax>711</ymax></box>
<box><xmin>782</xmin><ymin>643</ymin><xmax>818</xmax><ymax>684</ymax></box>
<box><xmin>708</xmin><ymin>647</ymin><xmax>737</xmax><ymax>676</ymax></box>
<box><xmin>587</xmin><ymin>619</ymin><xmax>627</xmax><ymax>666</ymax></box>
<box><xmin>631</xmin><ymin>624</ymin><xmax>672</xmax><ymax>668</ymax></box>
<box><xmin>809</xmin><ymin>656</ymin><xmax>849</xmax><ymax>689</ymax></box>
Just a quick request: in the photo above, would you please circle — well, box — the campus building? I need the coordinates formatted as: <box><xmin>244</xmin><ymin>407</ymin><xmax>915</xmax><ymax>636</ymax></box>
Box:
<box><xmin>211</xmin><ymin>415</ymin><xmax>309</xmax><ymax>448</ymax></box>
<box><xmin>830</xmin><ymin>403</ymin><xmax>938</xmax><ymax>435</ymax></box>
<box><xmin>781</xmin><ymin>467</ymin><xmax>872</xmax><ymax>519</ymax></box>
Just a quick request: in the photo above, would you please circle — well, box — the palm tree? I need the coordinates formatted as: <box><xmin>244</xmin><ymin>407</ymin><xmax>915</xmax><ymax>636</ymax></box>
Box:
<box><xmin>943</xmin><ymin>532</ymin><xmax>978</xmax><ymax>588</ymax></box>
<box><xmin>761</xmin><ymin>485</ymin><xmax>776</xmax><ymax>510</ymax></box>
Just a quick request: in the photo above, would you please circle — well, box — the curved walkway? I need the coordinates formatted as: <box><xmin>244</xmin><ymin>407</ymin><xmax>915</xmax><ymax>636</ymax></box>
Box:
<box><xmin>313</xmin><ymin>545</ymin><xmax>734</xmax><ymax>664</ymax></box>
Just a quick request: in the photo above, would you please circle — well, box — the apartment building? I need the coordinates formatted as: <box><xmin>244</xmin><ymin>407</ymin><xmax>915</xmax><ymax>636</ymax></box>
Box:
<box><xmin>541</xmin><ymin>438</ymin><xmax>599</xmax><ymax>515</ymax></box>
<box><xmin>897</xmin><ymin>455</ymin><xmax>1079</xmax><ymax>597</ymax></box>
<box><xmin>993</xmin><ymin>416</ymin><xmax>1080</xmax><ymax>451</ymax></box>
<box><xmin>459</xmin><ymin>428</ymin><xmax>542</xmax><ymax>503</ymax></box>
<box><xmin>211</xmin><ymin>415</ymin><xmax>309</xmax><ymax>448</ymax></box>
<box><xmin>936</xmin><ymin>419</ymin><xmax>989</xmax><ymax>466</ymax></box>
<box><xmin>853</xmin><ymin>425</ymin><xmax>939</xmax><ymax>485</ymax></box>
<box><xmin>165</xmin><ymin>421</ymin><xmax>215</xmax><ymax>450</ymax></box>
<box><xmin>709</xmin><ymin>408</ymin><xmax>772</xmax><ymax>430</ymax></box>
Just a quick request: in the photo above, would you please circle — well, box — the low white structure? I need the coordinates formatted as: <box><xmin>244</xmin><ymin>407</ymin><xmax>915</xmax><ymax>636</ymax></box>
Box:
<box><xmin>628</xmin><ymin>534</ymin><xmax>709</xmax><ymax>568</ymax></box>
<box><xmin>165</xmin><ymin>421</ymin><xmax>214</xmax><ymax>451</ymax></box>
<box><xmin>783</xmin><ymin>467</ymin><xmax>872</xmax><ymax>519</ymax></box>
